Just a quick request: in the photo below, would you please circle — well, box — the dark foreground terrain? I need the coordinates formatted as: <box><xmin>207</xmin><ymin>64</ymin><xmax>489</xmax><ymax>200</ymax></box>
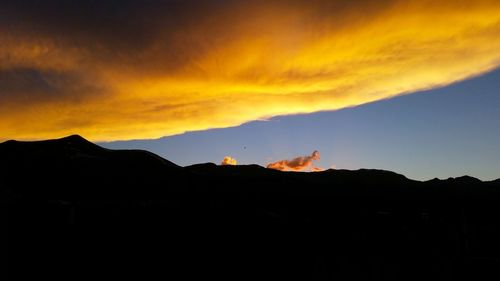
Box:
<box><xmin>2</xmin><ymin>135</ymin><xmax>500</xmax><ymax>280</ymax></box>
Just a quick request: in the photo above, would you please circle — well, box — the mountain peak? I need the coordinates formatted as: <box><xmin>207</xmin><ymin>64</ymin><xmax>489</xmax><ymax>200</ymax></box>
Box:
<box><xmin>1</xmin><ymin>134</ymin><xmax>91</xmax><ymax>147</ymax></box>
<box><xmin>62</xmin><ymin>134</ymin><xmax>87</xmax><ymax>141</ymax></box>
<box><xmin>454</xmin><ymin>175</ymin><xmax>482</xmax><ymax>183</ymax></box>
<box><xmin>57</xmin><ymin>134</ymin><xmax>94</xmax><ymax>145</ymax></box>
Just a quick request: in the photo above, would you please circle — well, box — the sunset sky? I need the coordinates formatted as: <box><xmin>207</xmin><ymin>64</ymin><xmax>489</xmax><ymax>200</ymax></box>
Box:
<box><xmin>1</xmin><ymin>0</ymin><xmax>500</xmax><ymax>180</ymax></box>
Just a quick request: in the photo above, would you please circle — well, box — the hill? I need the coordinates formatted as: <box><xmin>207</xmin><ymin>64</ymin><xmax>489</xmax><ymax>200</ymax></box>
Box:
<box><xmin>2</xmin><ymin>135</ymin><xmax>500</xmax><ymax>280</ymax></box>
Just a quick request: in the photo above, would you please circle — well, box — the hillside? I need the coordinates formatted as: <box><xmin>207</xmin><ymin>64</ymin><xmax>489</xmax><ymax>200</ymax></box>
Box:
<box><xmin>2</xmin><ymin>135</ymin><xmax>500</xmax><ymax>280</ymax></box>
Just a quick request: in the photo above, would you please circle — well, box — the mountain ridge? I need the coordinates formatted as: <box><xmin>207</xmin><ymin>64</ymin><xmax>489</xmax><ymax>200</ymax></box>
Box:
<box><xmin>1</xmin><ymin>135</ymin><xmax>499</xmax><ymax>199</ymax></box>
<box><xmin>4</xmin><ymin>135</ymin><xmax>500</xmax><ymax>281</ymax></box>
<box><xmin>0</xmin><ymin>134</ymin><xmax>500</xmax><ymax>187</ymax></box>
<box><xmin>1</xmin><ymin>135</ymin><xmax>495</xmax><ymax>183</ymax></box>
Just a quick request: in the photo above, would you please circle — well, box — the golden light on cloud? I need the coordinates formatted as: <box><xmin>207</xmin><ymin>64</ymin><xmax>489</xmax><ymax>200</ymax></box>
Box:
<box><xmin>221</xmin><ymin>156</ymin><xmax>237</xmax><ymax>166</ymax></box>
<box><xmin>1</xmin><ymin>1</ymin><xmax>500</xmax><ymax>141</ymax></box>
<box><xmin>267</xmin><ymin>151</ymin><xmax>323</xmax><ymax>172</ymax></box>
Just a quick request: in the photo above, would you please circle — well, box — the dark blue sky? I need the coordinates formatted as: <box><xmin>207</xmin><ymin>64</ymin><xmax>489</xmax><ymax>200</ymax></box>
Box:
<box><xmin>101</xmin><ymin>68</ymin><xmax>500</xmax><ymax>181</ymax></box>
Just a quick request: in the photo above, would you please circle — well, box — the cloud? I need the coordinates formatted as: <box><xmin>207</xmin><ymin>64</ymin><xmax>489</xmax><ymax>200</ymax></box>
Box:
<box><xmin>267</xmin><ymin>151</ymin><xmax>323</xmax><ymax>172</ymax></box>
<box><xmin>312</xmin><ymin>166</ymin><xmax>325</xmax><ymax>172</ymax></box>
<box><xmin>0</xmin><ymin>67</ymin><xmax>104</xmax><ymax>105</ymax></box>
<box><xmin>221</xmin><ymin>156</ymin><xmax>237</xmax><ymax>166</ymax></box>
<box><xmin>1</xmin><ymin>1</ymin><xmax>500</xmax><ymax>141</ymax></box>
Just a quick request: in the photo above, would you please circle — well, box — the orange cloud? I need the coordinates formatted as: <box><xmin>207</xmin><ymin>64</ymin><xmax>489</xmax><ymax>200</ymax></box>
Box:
<box><xmin>221</xmin><ymin>156</ymin><xmax>237</xmax><ymax>166</ymax></box>
<box><xmin>267</xmin><ymin>151</ymin><xmax>322</xmax><ymax>172</ymax></box>
<box><xmin>1</xmin><ymin>1</ymin><xmax>500</xmax><ymax>141</ymax></box>
<box><xmin>312</xmin><ymin>166</ymin><xmax>325</xmax><ymax>172</ymax></box>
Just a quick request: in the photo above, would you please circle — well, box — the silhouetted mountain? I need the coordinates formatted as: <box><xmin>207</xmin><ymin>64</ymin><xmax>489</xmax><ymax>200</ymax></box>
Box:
<box><xmin>0</xmin><ymin>135</ymin><xmax>181</xmax><ymax>197</ymax></box>
<box><xmin>2</xmin><ymin>135</ymin><xmax>497</xmax><ymax>197</ymax></box>
<box><xmin>0</xmin><ymin>134</ymin><xmax>179</xmax><ymax>169</ymax></box>
<box><xmin>2</xmin><ymin>136</ymin><xmax>500</xmax><ymax>281</ymax></box>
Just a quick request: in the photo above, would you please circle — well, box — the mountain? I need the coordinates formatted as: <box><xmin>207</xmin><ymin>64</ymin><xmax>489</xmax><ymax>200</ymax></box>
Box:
<box><xmin>0</xmin><ymin>134</ymin><xmax>182</xmax><ymax>197</ymax></box>
<box><xmin>3</xmin><ymin>135</ymin><xmax>500</xmax><ymax>281</ymax></box>
<box><xmin>2</xmin><ymin>135</ymin><xmax>498</xmax><ymax>198</ymax></box>
<box><xmin>0</xmin><ymin>134</ymin><xmax>179</xmax><ymax>170</ymax></box>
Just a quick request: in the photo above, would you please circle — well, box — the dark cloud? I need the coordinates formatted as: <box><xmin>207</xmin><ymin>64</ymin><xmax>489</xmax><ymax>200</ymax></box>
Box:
<box><xmin>1</xmin><ymin>2</ymin><xmax>179</xmax><ymax>76</ymax></box>
<box><xmin>0</xmin><ymin>1</ymin><xmax>241</xmax><ymax>64</ymax></box>
<box><xmin>0</xmin><ymin>0</ymin><xmax>395</xmax><ymax>75</ymax></box>
<box><xmin>0</xmin><ymin>68</ymin><xmax>103</xmax><ymax>104</ymax></box>
<box><xmin>0</xmin><ymin>68</ymin><xmax>58</xmax><ymax>99</ymax></box>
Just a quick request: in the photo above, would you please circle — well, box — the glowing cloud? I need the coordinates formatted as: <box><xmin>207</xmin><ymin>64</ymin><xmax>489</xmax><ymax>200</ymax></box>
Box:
<box><xmin>1</xmin><ymin>1</ymin><xmax>500</xmax><ymax>141</ymax></box>
<box><xmin>267</xmin><ymin>151</ymin><xmax>323</xmax><ymax>172</ymax></box>
<box><xmin>221</xmin><ymin>156</ymin><xmax>237</xmax><ymax>166</ymax></box>
<box><xmin>312</xmin><ymin>166</ymin><xmax>325</xmax><ymax>172</ymax></box>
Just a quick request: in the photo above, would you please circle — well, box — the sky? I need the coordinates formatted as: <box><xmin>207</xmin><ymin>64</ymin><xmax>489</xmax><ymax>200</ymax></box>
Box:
<box><xmin>101</xmin><ymin>69</ymin><xmax>500</xmax><ymax>181</ymax></box>
<box><xmin>1</xmin><ymin>1</ymin><xmax>500</xmax><ymax>179</ymax></box>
